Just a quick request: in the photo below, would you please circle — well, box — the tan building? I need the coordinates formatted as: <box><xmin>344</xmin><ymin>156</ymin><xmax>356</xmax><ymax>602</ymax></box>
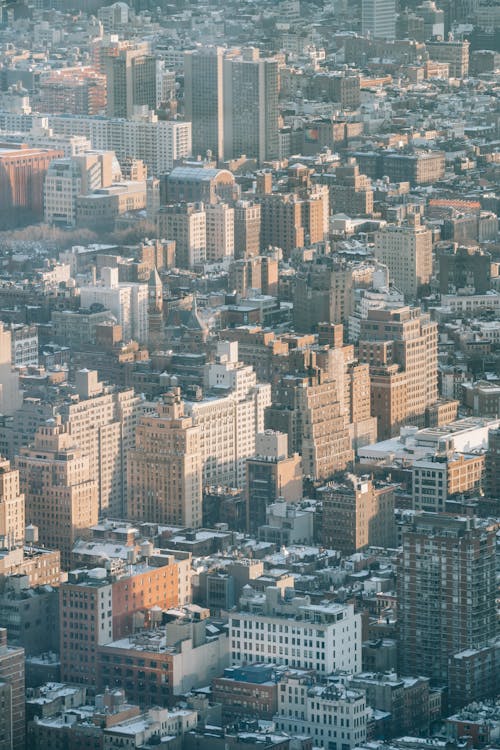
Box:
<box><xmin>104</xmin><ymin>40</ymin><xmax>157</xmax><ymax>118</ymax></box>
<box><xmin>157</xmin><ymin>202</ymin><xmax>206</xmax><ymax>269</ymax></box>
<box><xmin>0</xmin><ymin>628</ymin><xmax>25</xmax><ymax>750</ymax></box>
<box><xmin>246</xmin><ymin>431</ymin><xmax>303</xmax><ymax>531</ymax></box>
<box><xmin>59</xmin><ymin>370</ymin><xmax>142</xmax><ymax>517</ymax></box>
<box><xmin>205</xmin><ymin>202</ymin><xmax>234</xmax><ymax>261</ymax></box>
<box><xmin>329</xmin><ymin>159</ymin><xmax>374</xmax><ymax>216</ymax></box>
<box><xmin>234</xmin><ymin>200</ymin><xmax>261</xmax><ymax>259</ymax></box>
<box><xmin>260</xmin><ymin>193</ymin><xmax>305</xmax><ymax>256</ymax></box>
<box><xmin>0</xmin><ymin>458</ymin><xmax>24</xmax><ymax>553</ymax></box>
<box><xmin>320</xmin><ymin>474</ymin><xmax>396</xmax><ymax>554</ymax></box>
<box><xmin>426</xmin><ymin>39</ymin><xmax>469</xmax><ymax>78</ymax></box>
<box><xmin>127</xmin><ymin>389</ymin><xmax>203</xmax><ymax>527</ymax></box>
<box><xmin>38</xmin><ymin>67</ymin><xmax>107</xmax><ymax>115</ymax></box>
<box><xmin>374</xmin><ymin>215</ymin><xmax>433</xmax><ymax>299</ymax></box>
<box><xmin>412</xmin><ymin>452</ymin><xmax>485</xmax><ymax>512</ymax></box>
<box><xmin>17</xmin><ymin>420</ymin><xmax>98</xmax><ymax>569</ymax></box>
<box><xmin>359</xmin><ymin>306</ymin><xmax>438</xmax><ymax>439</ymax></box>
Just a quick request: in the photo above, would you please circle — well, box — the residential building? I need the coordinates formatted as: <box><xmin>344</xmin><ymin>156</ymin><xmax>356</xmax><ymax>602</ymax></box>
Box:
<box><xmin>157</xmin><ymin>202</ymin><xmax>206</xmax><ymax>269</ymax></box>
<box><xmin>320</xmin><ymin>475</ymin><xmax>397</xmax><ymax>554</ymax></box>
<box><xmin>426</xmin><ymin>40</ymin><xmax>470</xmax><ymax>78</ymax></box>
<box><xmin>412</xmin><ymin>452</ymin><xmax>485</xmax><ymax>512</ymax></box>
<box><xmin>234</xmin><ymin>200</ymin><xmax>261</xmax><ymax>259</ymax></box>
<box><xmin>246</xmin><ymin>431</ymin><xmax>303</xmax><ymax>532</ymax></box>
<box><xmin>205</xmin><ymin>202</ymin><xmax>235</xmax><ymax>262</ymax></box>
<box><xmin>374</xmin><ymin>215</ymin><xmax>433</xmax><ymax>299</ymax></box>
<box><xmin>0</xmin><ymin>323</ymin><xmax>22</xmax><ymax>417</ymax></box>
<box><xmin>398</xmin><ymin>514</ymin><xmax>497</xmax><ymax>686</ymax></box>
<box><xmin>38</xmin><ymin>67</ymin><xmax>107</xmax><ymax>115</ymax></box>
<box><xmin>16</xmin><ymin>419</ymin><xmax>98</xmax><ymax>569</ymax></box>
<box><xmin>8</xmin><ymin>324</ymin><xmax>38</xmax><ymax>368</ymax></box>
<box><xmin>358</xmin><ymin>306</ymin><xmax>438</xmax><ymax>439</ymax></box>
<box><xmin>104</xmin><ymin>41</ymin><xmax>157</xmax><ymax>118</ymax></box>
<box><xmin>229</xmin><ymin>585</ymin><xmax>362</xmax><ymax>674</ymax></box>
<box><xmin>276</xmin><ymin>672</ymin><xmax>368</xmax><ymax>750</ymax></box>
<box><xmin>0</xmin><ymin>628</ymin><xmax>24</xmax><ymax>750</ymax></box>
<box><xmin>212</xmin><ymin>664</ymin><xmax>280</xmax><ymax>721</ymax></box>
<box><xmin>0</xmin><ymin>458</ymin><xmax>24</xmax><ymax>554</ymax></box>
<box><xmin>127</xmin><ymin>389</ymin><xmax>203</xmax><ymax>528</ymax></box>
<box><xmin>59</xmin><ymin>553</ymin><xmax>181</xmax><ymax>687</ymax></box>
<box><xmin>80</xmin><ymin>266</ymin><xmax>149</xmax><ymax>342</ymax></box>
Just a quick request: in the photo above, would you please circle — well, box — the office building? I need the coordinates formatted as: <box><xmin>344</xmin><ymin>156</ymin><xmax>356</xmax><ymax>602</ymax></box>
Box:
<box><xmin>0</xmin><ymin>323</ymin><xmax>22</xmax><ymax>417</ymax></box>
<box><xmin>80</xmin><ymin>266</ymin><xmax>148</xmax><ymax>342</ymax></box>
<box><xmin>8</xmin><ymin>324</ymin><xmax>38</xmax><ymax>368</ymax></box>
<box><xmin>320</xmin><ymin>475</ymin><xmax>396</xmax><ymax>555</ymax></box>
<box><xmin>246</xmin><ymin>431</ymin><xmax>303</xmax><ymax>532</ymax></box>
<box><xmin>164</xmin><ymin>164</ymin><xmax>237</xmax><ymax>205</ymax></box>
<box><xmin>104</xmin><ymin>40</ymin><xmax>157</xmax><ymax>118</ymax></box>
<box><xmin>0</xmin><ymin>628</ymin><xmax>24</xmax><ymax>750</ymax></box>
<box><xmin>184</xmin><ymin>46</ymin><xmax>225</xmax><ymax>159</ymax></box>
<box><xmin>223</xmin><ymin>50</ymin><xmax>279</xmax><ymax>162</ymax></box>
<box><xmin>157</xmin><ymin>203</ymin><xmax>206</xmax><ymax>269</ymax></box>
<box><xmin>277</xmin><ymin>672</ymin><xmax>368</xmax><ymax>750</ymax></box>
<box><xmin>185</xmin><ymin>342</ymin><xmax>271</xmax><ymax>487</ymax></box>
<box><xmin>127</xmin><ymin>389</ymin><xmax>203</xmax><ymax>527</ymax></box>
<box><xmin>398</xmin><ymin>514</ymin><xmax>497</xmax><ymax>685</ymax></box>
<box><xmin>205</xmin><ymin>202</ymin><xmax>235</xmax><ymax>262</ymax></box>
<box><xmin>51</xmin><ymin>307</ymin><xmax>116</xmax><ymax>347</ymax></box>
<box><xmin>0</xmin><ymin>458</ymin><xmax>24</xmax><ymax>554</ymax></box>
<box><xmin>359</xmin><ymin>307</ymin><xmax>438</xmax><ymax>439</ymax></box>
<box><xmin>0</xmin><ymin>143</ymin><xmax>63</xmax><ymax>226</ymax></box>
<box><xmin>362</xmin><ymin>0</ymin><xmax>397</xmax><ymax>39</ymax></box>
<box><xmin>328</xmin><ymin>159</ymin><xmax>374</xmax><ymax>216</ymax></box>
<box><xmin>213</xmin><ymin>664</ymin><xmax>279</xmax><ymax>721</ymax></box>
<box><xmin>17</xmin><ymin>419</ymin><xmax>98</xmax><ymax>568</ymax></box>
<box><xmin>234</xmin><ymin>200</ymin><xmax>261</xmax><ymax>259</ymax></box>
<box><xmin>374</xmin><ymin>215</ymin><xmax>433</xmax><ymax>299</ymax></box>
<box><xmin>426</xmin><ymin>39</ymin><xmax>470</xmax><ymax>78</ymax></box>
<box><xmin>229</xmin><ymin>585</ymin><xmax>362</xmax><ymax>674</ymax></box>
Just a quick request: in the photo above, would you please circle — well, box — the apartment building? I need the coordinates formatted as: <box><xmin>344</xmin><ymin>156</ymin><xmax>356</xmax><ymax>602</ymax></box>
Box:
<box><xmin>398</xmin><ymin>514</ymin><xmax>497</xmax><ymax>685</ymax></box>
<box><xmin>320</xmin><ymin>475</ymin><xmax>397</xmax><ymax>554</ymax></box>
<box><xmin>0</xmin><ymin>323</ymin><xmax>22</xmax><ymax>417</ymax></box>
<box><xmin>157</xmin><ymin>202</ymin><xmax>207</xmax><ymax>269</ymax></box>
<box><xmin>412</xmin><ymin>452</ymin><xmax>485</xmax><ymax>512</ymax></box>
<box><xmin>229</xmin><ymin>585</ymin><xmax>362</xmax><ymax>674</ymax></box>
<box><xmin>0</xmin><ymin>458</ymin><xmax>24</xmax><ymax>553</ymax></box>
<box><xmin>205</xmin><ymin>202</ymin><xmax>235</xmax><ymax>262</ymax></box>
<box><xmin>80</xmin><ymin>266</ymin><xmax>148</xmax><ymax>342</ymax></box>
<box><xmin>234</xmin><ymin>200</ymin><xmax>261</xmax><ymax>259</ymax></box>
<box><xmin>276</xmin><ymin>672</ymin><xmax>368</xmax><ymax>750</ymax></box>
<box><xmin>374</xmin><ymin>215</ymin><xmax>433</xmax><ymax>299</ymax></box>
<box><xmin>16</xmin><ymin>420</ymin><xmax>98</xmax><ymax>569</ymax></box>
<box><xmin>59</xmin><ymin>553</ymin><xmax>181</xmax><ymax>687</ymax></box>
<box><xmin>127</xmin><ymin>389</ymin><xmax>203</xmax><ymax>527</ymax></box>
<box><xmin>184</xmin><ymin>341</ymin><xmax>271</xmax><ymax>487</ymax></box>
<box><xmin>0</xmin><ymin>628</ymin><xmax>25</xmax><ymax>750</ymax></box>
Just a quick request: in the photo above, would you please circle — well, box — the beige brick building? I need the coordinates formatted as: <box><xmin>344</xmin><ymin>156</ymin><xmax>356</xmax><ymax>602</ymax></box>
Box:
<box><xmin>374</xmin><ymin>215</ymin><xmax>433</xmax><ymax>299</ymax></box>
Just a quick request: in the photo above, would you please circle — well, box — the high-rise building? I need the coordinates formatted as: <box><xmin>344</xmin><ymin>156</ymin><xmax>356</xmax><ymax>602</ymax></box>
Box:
<box><xmin>127</xmin><ymin>389</ymin><xmax>202</xmax><ymax>527</ymax></box>
<box><xmin>359</xmin><ymin>306</ymin><xmax>438</xmax><ymax>439</ymax></box>
<box><xmin>184</xmin><ymin>46</ymin><xmax>225</xmax><ymax>160</ymax></box>
<box><xmin>0</xmin><ymin>458</ymin><xmax>24</xmax><ymax>554</ymax></box>
<box><xmin>205</xmin><ymin>202</ymin><xmax>234</xmax><ymax>262</ymax></box>
<box><xmin>320</xmin><ymin>474</ymin><xmax>396</xmax><ymax>555</ymax></box>
<box><xmin>412</xmin><ymin>452</ymin><xmax>485</xmax><ymax>512</ymax></box>
<box><xmin>328</xmin><ymin>159</ymin><xmax>374</xmax><ymax>216</ymax></box>
<box><xmin>104</xmin><ymin>41</ymin><xmax>157</xmax><ymax>118</ymax></box>
<box><xmin>38</xmin><ymin>67</ymin><xmax>107</xmax><ymax>115</ymax></box>
<box><xmin>485</xmin><ymin>428</ymin><xmax>500</xmax><ymax>509</ymax></box>
<box><xmin>374</xmin><ymin>215</ymin><xmax>433</xmax><ymax>299</ymax></box>
<box><xmin>0</xmin><ymin>323</ymin><xmax>22</xmax><ymax>417</ymax></box>
<box><xmin>157</xmin><ymin>203</ymin><xmax>206</xmax><ymax>269</ymax></box>
<box><xmin>0</xmin><ymin>143</ymin><xmax>64</xmax><ymax>227</ymax></box>
<box><xmin>0</xmin><ymin>628</ymin><xmax>25</xmax><ymax>750</ymax></box>
<box><xmin>398</xmin><ymin>514</ymin><xmax>497</xmax><ymax>686</ymax></box>
<box><xmin>184</xmin><ymin>342</ymin><xmax>271</xmax><ymax>487</ymax></box>
<box><xmin>17</xmin><ymin>419</ymin><xmax>98</xmax><ymax>568</ymax></box>
<box><xmin>234</xmin><ymin>200</ymin><xmax>261</xmax><ymax>259</ymax></box>
<box><xmin>223</xmin><ymin>49</ymin><xmax>279</xmax><ymax>163</ymax></box>
<box><xmin>80</xmin><ymin>266</ymin><xmax>149</xmax><ymax>342</ymax></box>
<box><xmin>362</xmin><ymin>0</ymin><xmax>397</xmax><ymax>38</ymax></box>
<box><xmin>246</xmin><ymin>431</ymin><xmax>303</xmax><ymax>532</ymax></box>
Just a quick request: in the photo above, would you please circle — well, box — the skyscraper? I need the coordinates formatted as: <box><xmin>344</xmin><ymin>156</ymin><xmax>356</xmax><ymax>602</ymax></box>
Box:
<box><xmin>398</xmin><ymin>513</ymin><xmax>497</xmax><ymax>685</ymax></box>
<box><xmin>362</xmin><ymin>0</ymin><xmax>397</xmax><ymax>39</ymax></box>
<box><xmin>374</xmin><ymin>215</ymin><xmax>433</xmax><ymax>299</ymax></box>
<box><xmin>184</xmin><ymin>46</ymin><xmax>225</xmax><ymax>160</ymax></box>
<box><xmin>127</xmin><ymin>389</ymin><xmax>203</xmax><ymax>527</ymax></box>
<box><xmin>17</xmin><ymin>419</ymin><xmax>98</xmax><ymax>569</ymax></box>
<box><xmin>104</xmin><ymin>41</ymin><xmax>157</xmax><ymax>118</ymax></box>
<box><xmin>223</xmin><ymin>49</ymin><xmax>279</xmax><ymax>163</ymax></box>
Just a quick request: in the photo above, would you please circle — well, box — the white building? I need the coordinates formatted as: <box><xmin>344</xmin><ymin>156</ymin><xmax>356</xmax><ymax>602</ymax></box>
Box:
<box><xmin>9</xmin><ymin>324</ymin><xmax>38</xmax><ymax>368</ymax></box>
<box><xmin>0</xmin><ymin>111</ymin><xmax>192</xmax><ymax>174</ymax></box>
<box><xmin>276</xmin><ymin>672</ymin><xmax>368</xmax><ymax>750</ymax></box>
<box><xmin>229</xmin><ymin>585</ymin><xmax>362</xmax><ymax>674</ymax></box>
<box><xmin>374</xmin><ymin>216</ymin><xmax>432</xmax><ymax>299</ymax></box>
<box><xmin>0</xmin><ymin>323</ymin><xmax>22</xmax><ymax>416</ymax></box>
<box><xmin>80</xmin><ymin>267</ymin><xmax>148</xmax><ymax>342</ymax></box>
<box><xmin>185</xmin><ymin>341</ymin><xmax>271</xmax><ymax>486</ymax></box>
